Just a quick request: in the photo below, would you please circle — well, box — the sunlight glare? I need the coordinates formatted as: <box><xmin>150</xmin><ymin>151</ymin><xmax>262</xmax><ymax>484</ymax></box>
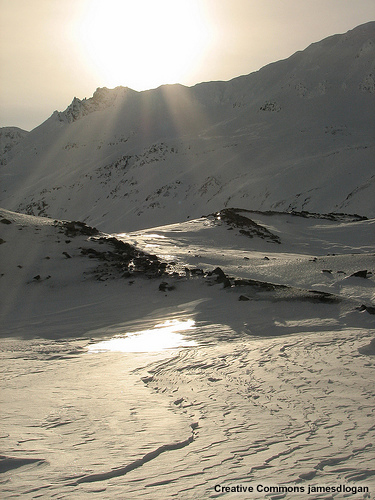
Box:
<box><xmin>88</xmin><ymin>319</ymin><xmax>196</xmax><ymax>353</ymax></box>
<box><xmin>75</xmin><ymin>0</ymin><xmax>212</xmax><ymax>90</ymax></box>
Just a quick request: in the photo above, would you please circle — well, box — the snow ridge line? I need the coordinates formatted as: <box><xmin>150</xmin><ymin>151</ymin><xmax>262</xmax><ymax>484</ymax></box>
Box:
<box><xmin>66</xmin><ymin>432</ymin><xmax>196</xmax><ymax>485</ymax></box>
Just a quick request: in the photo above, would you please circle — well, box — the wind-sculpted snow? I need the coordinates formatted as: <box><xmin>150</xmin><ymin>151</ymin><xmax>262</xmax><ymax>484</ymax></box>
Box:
<box><xmin>140</xmin><ymin>328</ymin><xmax>375</xmax><ymax>498</ymax></box>
<box><xmin>66</xmin><ymin>431</ymin><xmax>196</xmax><ymax>485</ymax></box>
<box><xmin>1</xmin><ymin>206</ymin><xmax>374</xmax><ymax>498</ymax></box>
<box><xmin>0</xmin><ymin>455</ymin><xmax>47</xmax><ymax>474</ymax></box>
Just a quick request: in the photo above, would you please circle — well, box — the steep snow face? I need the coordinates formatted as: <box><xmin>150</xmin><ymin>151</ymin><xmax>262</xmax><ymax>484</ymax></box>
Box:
<box><xmin>1</xmin><ymin>22</ymin><xmax>374</xmax><ymax>231</ymax></box>
<box><xmin>0</xmin><ymin>127</ymin><xmax>29</xmax><ymax>165</ymax></box>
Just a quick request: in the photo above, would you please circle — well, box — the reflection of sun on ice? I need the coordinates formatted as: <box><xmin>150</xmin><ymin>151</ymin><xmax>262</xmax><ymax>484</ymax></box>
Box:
<box><xmin>88</xmin><ymin>319</ymin><xmax>196</xmax><ymax>353</ymax></box>
<box><xmin>75</xmin><ymin>0</ymin><xmax>212</xmax><ymax>90</ymax></box>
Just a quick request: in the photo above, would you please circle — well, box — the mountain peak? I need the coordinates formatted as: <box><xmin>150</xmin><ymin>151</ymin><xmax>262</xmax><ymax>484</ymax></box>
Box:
<box><xmin>56</xmin><ymin>86</ymin><xmax>133</xmax><ymax>123</ymax></box>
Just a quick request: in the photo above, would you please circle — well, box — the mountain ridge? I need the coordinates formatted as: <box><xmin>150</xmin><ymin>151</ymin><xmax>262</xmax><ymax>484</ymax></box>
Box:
<box><xmin>1</xmin><ymin>22</ymin><xmax>374</xmax><ymax>231</ymax></box>
<box><xmin>55</xmin><ymin>21</ymin><xmax>375</xmax><ymax>125</ymax></box>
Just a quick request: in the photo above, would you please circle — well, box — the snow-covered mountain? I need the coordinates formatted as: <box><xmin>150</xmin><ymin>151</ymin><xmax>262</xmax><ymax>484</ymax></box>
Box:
<box><xmin>0</xmin><ymin>127</ymin><xmax>29</xmax><ymax>166</ymax></box>
<box><xmin>1</xmin><ymin>22</ymin><xmax>374</xmax><ymax>231</ymax></box>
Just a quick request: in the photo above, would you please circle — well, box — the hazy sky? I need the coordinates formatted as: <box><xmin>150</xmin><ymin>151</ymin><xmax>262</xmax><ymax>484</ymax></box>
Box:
<box><xmin>1</xmin><ymin>0</ymin><xmax>374</xmax><ymax>130</ymax></box>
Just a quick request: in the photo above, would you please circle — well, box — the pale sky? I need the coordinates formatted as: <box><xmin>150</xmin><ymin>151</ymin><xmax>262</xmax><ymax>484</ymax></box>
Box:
<box><xmin>1</xmin><ymin>0</ymin><xmax>374</xmax><ymax>131</ymax></box>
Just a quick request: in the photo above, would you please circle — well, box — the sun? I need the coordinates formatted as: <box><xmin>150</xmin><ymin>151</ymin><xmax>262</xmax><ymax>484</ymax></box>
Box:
<box><xmin>74</xmin><ymin>0</ymin><xmax>212</xmax><ymax>91</ymax></box>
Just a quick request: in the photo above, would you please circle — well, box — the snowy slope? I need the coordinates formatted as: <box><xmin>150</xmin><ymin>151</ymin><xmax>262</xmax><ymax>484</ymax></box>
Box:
<box><xmin>0</xmin><ymin>207</ymin><xmax>174</xmax><ymax>337</ymax></box>
<box><xmin>1</xmin><ymin>22</ymin><xmax>374</xmax><ymax>232</ymax></box>
<box><xmin>0</xmin><ymin>127</ymin><xmax>28</xmax><ymax>165</ymax></box>
<box><xmin>1</xmin><ymin>207</ymin><xmax>374</xmax><ymax>337</ymax></box>
<box><xmin>1</xmin><ymin>208</ymin><xmax>374</xmax><ymax>498</ymax></box>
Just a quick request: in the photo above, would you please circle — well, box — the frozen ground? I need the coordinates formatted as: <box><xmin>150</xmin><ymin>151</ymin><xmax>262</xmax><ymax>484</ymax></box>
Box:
<box><xmin>0</xmin><ymin>208</ymin><xmax>374</xmax><ymax>499</ymax></box>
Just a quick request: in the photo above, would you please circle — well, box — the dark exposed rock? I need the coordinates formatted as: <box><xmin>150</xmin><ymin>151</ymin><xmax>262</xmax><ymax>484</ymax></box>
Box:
<box><xmin>289</xmin><ymin>210</ymin><xmax>367</xmax><ymax>222</ymax></box>
<box><xmin>189</xmin><ymin>268</ymin><xmax>204</xmax><ymax>276</ymax></box>
<box><xmin>80</xmin><ymin>247</ymin><xmax>107</xmax><ymax>259</ymax></box>
<box><xmin>98</xmin><ymin>236</ymin><xmax>133</xmax><ymax>253</ymax></box>
<box><xmin>233</xmin><ymin>278</ymin><xmax>288</xmax><ymax>291</ymax></box>
<box><xmin>211</xmin><ymin>267</ymin><xmax>226</xmax><ymax>279</ymax></box>
<box><xmin>209</xmin><ymin>208</ymin><xmax>281</xmax><ymax>243</ymax></box>
<box><xmin>349</xmin><ymin>270</ymin><xmax>368</xmax><ymax>278</ymax></box>
<box><xmin>306</xmin><ymin>290</ymin><xmax>341</xmax><ymax>303</ymax></box>
<box><xmin>57</xmin><ymin>220</ymin><xmax>100</xmax><ymax>237</ymax></box>
<box><xmin>212</xmin><ymin>208</ymin><xmax>367</xmax><ymax>224</ymax></box>
<box><xmin>159</xmin><ymin>282</ymin><xmax>175</xmax><ymax>292</ymax></box>
<box><xmin>239</xmin><ymin>229</ymin><xmax>253</xmax><ymax>237</ymax></box>
<box><xmin>78</xmin><ymin>233</ymin><xmax>168</xmax><ymax>280</ymax></box>
<box><xmin>231</xmin><ymin>277</ymin><xmax>341</xmax><ymax>303</ymax></box>
<box><xmin>62</xmin><ymin>251</ymin><xmax>71</xmax><ymax>259</ymax></box>
<box><xmin>209</xmin><ymin>267</ymin><xmax>231</xmax><ymax>288</ymax></box>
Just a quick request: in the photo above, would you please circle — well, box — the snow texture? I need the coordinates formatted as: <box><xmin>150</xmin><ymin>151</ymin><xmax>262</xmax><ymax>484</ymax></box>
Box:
<box><xmin>0</xmin><ymin>205</ymin><xmax>374</xmax><ymax>498</ymax></box>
